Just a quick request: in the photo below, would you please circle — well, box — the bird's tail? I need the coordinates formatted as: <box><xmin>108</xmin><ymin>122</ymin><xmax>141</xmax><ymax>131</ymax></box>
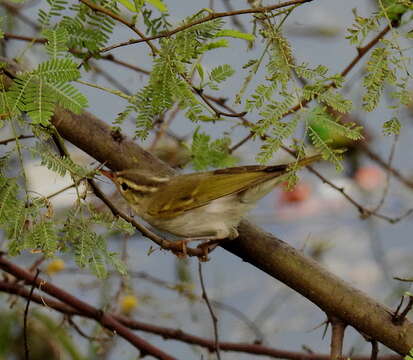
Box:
<box><xmin>295</xmin><ymin>154</ymin><xmax>323</xmax><ymax>167</ymax></box>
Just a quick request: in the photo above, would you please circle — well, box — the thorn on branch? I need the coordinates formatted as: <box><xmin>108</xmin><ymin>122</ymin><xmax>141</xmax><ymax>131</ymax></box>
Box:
<box><xmin>370</xmin><ymin>340</ymin><xmax>379</xmax><ymax>360</ymax></box>
<box><xmin>392</xmin><ymin>295</ymin><xmax>413</xmax><ymax>325</ymax></box>
<box><xmin>110</xmin><ymin>128</ymin><xmax>124</xmax><ymax>143</ymax></box>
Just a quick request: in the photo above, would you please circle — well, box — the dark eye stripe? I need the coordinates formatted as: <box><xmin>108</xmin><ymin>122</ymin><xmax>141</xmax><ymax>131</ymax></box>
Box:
<box><xmin>121</xmin><ymin>183</ymin><xmax>129</xmax><ymax>191</ymax></box>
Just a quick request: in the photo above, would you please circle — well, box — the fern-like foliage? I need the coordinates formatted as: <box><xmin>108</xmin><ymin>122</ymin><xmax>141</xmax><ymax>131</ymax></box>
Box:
<box><xmin>132</xmin><ymin>12</ymin><xmax>226</xmax><ymax>137</ymax></box>
<box><xmin>245</xmin><ymin>83</ymin><xmax>277</xmax><ymax>111</ymax></box>
<box><xmin>307</xmin><ymin>126</ymin><xmax>344</xmax><ymax>171</ymax></box>
<box><xmin>47</xmin><ymin>81</ymin><xmax>88</xmax><ymax>114</ymax></box>
<box><xmin>30</xmin><ymin>142</ymin><xmax>89</xmax><ymax>178</ymax></box>
<box><xmin>207</xmin><ymin>64</ymin><xmax>235</xmax><ymax>90</ymax></box>
<box><xmin>265</xmin><ymin>30</ymin><xmax>294</xmax><ymax>89</ymax></box>
<box><xmin>191</xmin><ymin>128</ymin><xmax>237</xmax><ymax>170</ymax></box>
<box><xmin>43</xmin><ymin>27</ymin><xmax>69</xmax><ymax>59</ymax></box>
<box><xmin>2</xmin><ymin>56</ymin><xmax>87</xmax><ymax>124</ymax></box>
<box><xmin>63</xmin><ymin>212</ymin><xmax>127</xmax><ymax>278</ymax></box>
<box><xmin>243</xmin><ymin>30</ymin><xmax>348</xmax><ymax>163</ymax></box>
<box><xmin>362</xmin><ymin>47</ymin><xmax>396</xmax><ymax>112</ymax></box>
<box><xmin>24</xmin><ymin>220</ymin><xmax>59</xmax><ymax>256</ymax></box>
<box><xmin>383</xmin><ymin>117</ymin><xmax>401</xmax><ymax>136</ymax></box>
<box><xmin>5</xmin><ymin>200</ymin><xmax>27</xmax><ymax>254</ymax></box>
<box><xmin>37</xmin><ymin>58</ymin><xmax>80</xmax><ymax>83</ymax></box>
<box><xmin>318</xmin><ymin>89</ymin><xmax>353</xmax><ymax>114</ymax></box>
<box><xmin>38</xmin><ymin>0</ymin><xmax>68</xmax><ymax>28</ymax></box>
<box><xmin>0</xmin><ymin>177</ymin><xmax>19</xmax><ymax>225</ymax></box>
<box><xmin>307</xmin><ymin>106</ymin><xmax>363</xmax><ymax>142</ymax></box>
<box><xmin>39</xmin><ymin>1</ymin><xmax>118</xmax><ymax>56</ymax></box>
<box><xmin>142</xmin><ymin>8</ymin><xmax>172</xmax><ymax>36</ymax></box>
<box><xmin>23</xmin><ymin>77</ymin><xmax>56</xmax><ymax>126</ymax></box>
<box><xmin>294</xmin><ymin>63</ymin><xmax>328</xmax><ymax>80</ymax></box>
<box><xmin>89</xmin><ymin>208</ymin><xmax>135</xmax><ymax>236</ymax></box>
<box><xmin>302</xmin><ymin>79</ymin><xmax>352</xmax><ymax>115</ymax></box>
<box><xmin>346</xmin><ymin>12</ymin><xmax>379</xmax><ymax>45</ymax></box>
<box><xmin>256</xmin><ymin>115</ymin><xmax>300</xmax><ymax>164</ymax></box>
<box><xmin>0</xmin><ymin>177</ymin><xmax>59</xmax><ymax>257</ymax></box>
<box><xmin>254</xmin><ymin>93</ymin><xmax>297</xmax><ymax>137</ymax></box>
<box><xmin>0</xmin><ymin>171</ymin><xmax>128</xmax><ymax>277</ymax></box>
<box><xmin>60</xmin><ymin>16</ymin><xmax>107</xmax><ymax>53</ymax></box>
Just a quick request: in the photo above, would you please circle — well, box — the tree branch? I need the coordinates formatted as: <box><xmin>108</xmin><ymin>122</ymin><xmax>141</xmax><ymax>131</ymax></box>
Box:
<box><xmin>0</xmin><ymin>255</ymin><xmax>177</xmax><ymax>360</ymax></box>
<box><xmin>0</xmin><ymin>278</ymin><xmax>402</xmax><ymax>360</ymax></box>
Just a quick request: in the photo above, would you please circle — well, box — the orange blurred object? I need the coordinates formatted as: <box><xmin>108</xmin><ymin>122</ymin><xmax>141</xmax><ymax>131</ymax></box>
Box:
<box><xmin>279</xmin><ymin>182</ymin><xmax>312</xmax><ymax>204</ymax></box>
<box><xmin>354</xmin><ymin>166</ymin><xmax>385</xmax><ymax>191</ymax></box>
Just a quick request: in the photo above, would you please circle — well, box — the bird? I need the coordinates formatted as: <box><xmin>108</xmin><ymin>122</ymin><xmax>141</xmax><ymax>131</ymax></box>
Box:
<box><xmin>101</xmin><ymin>154</ymin><xmax>321</xmax><ymax>253</ymax></box>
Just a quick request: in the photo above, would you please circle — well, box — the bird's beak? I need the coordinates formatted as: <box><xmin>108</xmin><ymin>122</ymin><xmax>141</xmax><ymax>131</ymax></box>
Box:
<box><xmin>100</xmin><ymin>169</ymin><xmax>116</xmax><ymax>181</ymax></box>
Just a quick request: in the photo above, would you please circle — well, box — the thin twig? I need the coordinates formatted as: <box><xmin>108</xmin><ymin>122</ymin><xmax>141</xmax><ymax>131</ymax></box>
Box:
<box><xmin>198</xmin><ymin>262</ymin><xmax>221</xmax><ymax>360</ymax></box>
<box><xmin>94</xmin><ymin>0</ymin><xmax>313</xmax><ymax>55</ymax></box>
<box><xmin>3</xmin><ymin>33</ymin><xmax>151</xmax><ymax>76</ymax></box>
<box><xmin>24</xmin><ymin>269</ymin><xmax>40</xmax><ymax>360</ymax></box>
<box><xmin>193</xmin><ymin>87</ymin><xmax>247</xmax><ymax>118</ymax></box>
<box><xmin>284</xmin><ymin>25</ymin><xmax>391</xmax><ymax>116</ymax></box>
<box><xmin>229</xmin><ymin>132</ymin><xmax>255</xmax><ymax>153</ymax></box>
<box><xmin>67</xmin><ymin>316</ymin><xmax>110</xmax><ymax>342</ymax></box>
<box><xmin>0</xmin><ymin>134</ymin><xmax>34</xmax><ymax>145</ymax></box>
<box><xmin>370</xmin><ymin>135</ymin><xmax>399</xmax><ymax>214</ymax></box>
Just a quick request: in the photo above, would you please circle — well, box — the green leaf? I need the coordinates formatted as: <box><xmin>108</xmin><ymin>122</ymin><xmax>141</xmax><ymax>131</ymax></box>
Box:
<box><xmin>42</xmin><ymin>27</ymin><xmax>69</xmax><ymax>59</ymax></box>
<box><xmin>25</xmin><ymin>220</ymin><xmax>59</xmax><ymax>256</ymax></box>
<box><xmin>209</xmin><ymin>64</ymin><xmax>235</xmax><ymax>84</ymax></box>
<box><xmin>318</xmin><ymin>89</ymin><xmax>352</xmax><ymax>114</ymax></box>
<box><xmin>36</xmin><ymin>58</ymin><xmax>80</xmax><ymax>83</ymax></box>
<box><xmin>362</xmin><ymin>47</ymin><xmax>394</xmax><ymax>112</ymax></box>
<box><xmin>200</xmin><ymin>39</ymin><xmax>229</xmax><ymax>51</ymax></box>
<box><xmin>119</xmin><ymin>0</ymin><xmax>167</xmax><ymax>12</ymax></box>
<box><xmin>47</xmin><ymin>81</ymin><xmax>88</xmax><ymax>114</ymax></box>
<box><xmin>307</xmin><ymin>106</ymin><xmax>363</xmax><ymax>146</ymax></box>
<box><xmin>307</xmin><ymin>126</ymin><xmax>343</xmax><ymax>171</ymax></box>
<box><xmin>30</xmin><ymin>142</ymin><xmax>89</xmax><ymax>178</ymax></box>
<box><xmin>6</xmin><ymin>200</ymin><xmax>27</xmax><ymax>243</ymax></box>
<box><xmin>38</xmin><ymin>0</ymin><xmax>67</xmax><ymax>27</ymax></box>
<box><xmin>383</xmin><ymin>117</ymin><xmax>401</xmax><ymax>136</ymax></box>
<box><xmin>0</xmin><ymin>177</ymin><xmax>19</xmax><ymax>224</ymax></box>
<box><xmin>117</xmin><ymin>0</ymin><xmax>139</xmax><ymax>12</ymax></box>
<box><xmin>146</xmin><ymin>0</ymin><xmax>168</xmax><ymax>12</ymax></box>
<box><xmin>215</xmin><ymin>29</ymin><xmax>255</xmax><ymax>41</ymax></box>
<box><xmin>24</xmin><ymin>77</ymin><xmax>56</xmax><ymax>125</ymax></box>
<box><xmin>191</xmin><ymin>128</ymin><xmax>237</xmax><ymax>170</ymax></box>
<box><xmin>196</xmin><ymin>63</ymin><xmax>205</xmax><ymax>83</ymax></box>
<box><xmin>89</xmin><ymin>209</ymin><xmax>135</xmax><ymax>236</ymax></box>
<box><xmin>256</xmin><ymin>115</ymin><xmax>299</xmax><ymax>164</ymax></box>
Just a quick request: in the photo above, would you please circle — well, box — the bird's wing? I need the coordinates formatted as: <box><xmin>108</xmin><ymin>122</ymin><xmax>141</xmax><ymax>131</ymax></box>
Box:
<box><xmin>147</xmin><ymin>165</ymin><xmax>287</xmax><ymax>218</ymax></box>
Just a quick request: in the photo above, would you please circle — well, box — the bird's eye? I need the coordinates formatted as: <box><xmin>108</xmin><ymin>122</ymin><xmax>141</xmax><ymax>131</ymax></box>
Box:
<box><xmin>121</xmin><ymin>182</ymin><xmax>130</xmax><ymax>191</ymax></box>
